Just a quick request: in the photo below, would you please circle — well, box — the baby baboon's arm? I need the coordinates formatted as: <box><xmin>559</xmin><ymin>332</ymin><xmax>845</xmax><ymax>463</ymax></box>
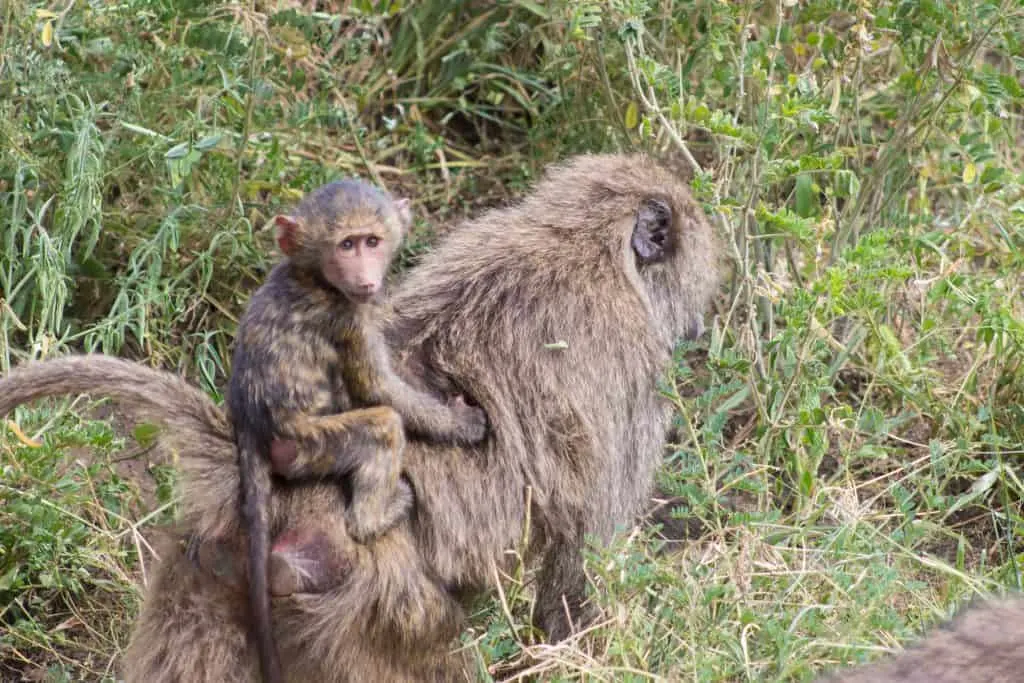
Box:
<box><xmin>344</xmin><ymin>326</ymin><xmax>487</xmax><ymax>446</ymax></box>
<box><xmin>270</xmin><ymin>406</ymin><xmax>404</xmax><ymax>479</ymax></box>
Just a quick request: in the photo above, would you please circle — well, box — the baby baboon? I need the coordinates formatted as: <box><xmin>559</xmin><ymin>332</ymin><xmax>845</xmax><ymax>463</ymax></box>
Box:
<box><xmin>0</xmin><ymin>154</ymin><xmax>721</xmax><ymax>681</ymax></box>
<box><xmin>817</xmin><ymin>596</ymin><xmax>1024</xmax><ymax>683</ymax></box>
<box><xmin>229</xmin><ymin>179</ymin><xmax>488</xmax><ymax>682</ymax></box>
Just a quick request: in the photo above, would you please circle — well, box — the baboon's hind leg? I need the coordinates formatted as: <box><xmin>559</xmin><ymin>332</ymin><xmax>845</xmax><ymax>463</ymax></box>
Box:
<box><xmin>275</xmin><ymin>406</ymin><xmax>412</xmax><ymax>543</ymax></box>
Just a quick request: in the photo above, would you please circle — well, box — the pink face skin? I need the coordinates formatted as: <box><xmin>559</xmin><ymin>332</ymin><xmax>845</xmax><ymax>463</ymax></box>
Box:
<box><xmin>320</xmin><ymin>232</ymin><xmax>391</xmax><ymax>303</ymax></box>
<box><xmin>274</xmin><ymin>214</ymin><xmax>394</xmax><ymax>305</ymax></box>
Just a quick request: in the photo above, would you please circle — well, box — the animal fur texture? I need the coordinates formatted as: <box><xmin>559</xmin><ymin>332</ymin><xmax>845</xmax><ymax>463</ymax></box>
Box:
<box><xmin>816</xmin><ymin>596</ymin><xmax>1024</xmax><ymax>683</ymax></box>
<box><xmin>0</xmin><ymin>154</ymin><xmax>721</xmax><ymax>681</ymax></box>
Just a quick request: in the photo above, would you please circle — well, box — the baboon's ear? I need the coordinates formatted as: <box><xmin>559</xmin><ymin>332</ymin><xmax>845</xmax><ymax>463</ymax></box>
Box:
<box><xmin>275</xmin><ymin>214</ymin><xmax>301</xmax><ymax>256</ymax></box>
<box><xmin>394</xmin><ymin>198</ymin><xmax>413</xmax><ymax>233</ymax></box>
<box><xmin>631</xmin><ymin>198</ymin><xmax>674</xmax><ymax>265</ymax></box>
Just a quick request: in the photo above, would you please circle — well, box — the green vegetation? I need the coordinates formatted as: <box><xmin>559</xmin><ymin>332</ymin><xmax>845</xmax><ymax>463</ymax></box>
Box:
<box><xmin>1</xmin><ymin>0</ymin><xmax>1022</xmax><ymax>680</ymax></box>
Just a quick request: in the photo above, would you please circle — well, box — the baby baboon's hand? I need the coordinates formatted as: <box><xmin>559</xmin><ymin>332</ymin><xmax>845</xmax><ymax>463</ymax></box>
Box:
<box><xmin>450</xmin><ymin>394</ymin><xmax>488</xmax><ymax>444</ymax></box>
<box><xmin>188</xmin><ymin>534</ymin><xmax>246</xmax><ymax>592</ymax></box>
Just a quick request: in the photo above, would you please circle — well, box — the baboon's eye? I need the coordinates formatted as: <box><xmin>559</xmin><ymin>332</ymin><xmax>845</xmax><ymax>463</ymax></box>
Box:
<box><xmin>340</xmin><ymin>238</ymin><xmax>355</xmax><ymax>250</ymax></box>
<box><xmin>632</xmin><ymin>198</ymin><xmax>674</xmax><ymax>265</ymax></box>
<box><xmin>366</xmin><ymin>236</ymin><xmax>380</xmax><ymax>248</ymax></box>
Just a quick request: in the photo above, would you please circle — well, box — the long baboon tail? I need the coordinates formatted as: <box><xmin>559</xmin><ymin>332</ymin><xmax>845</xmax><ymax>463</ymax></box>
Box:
<box><xmin>0</xmin><ymin>353</ymin><xmax>241</xmax><ymax>537</ymax></box>
<box><xmin>0</xmin><ymin>353</ymin><xmax>229</xmax><ymax>442</ymax></box>
<box><xmin>238</xmin><ymin>437</ymin><xmax>283</xmax><ymax>683</ymax></box>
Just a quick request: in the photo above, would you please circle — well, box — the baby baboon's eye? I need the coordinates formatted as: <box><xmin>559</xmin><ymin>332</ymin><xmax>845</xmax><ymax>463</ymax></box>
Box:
<box><xmin>340</xmin><ymin>238</ymin><xmax>355</xmax><ymax>250</ymax></box>
<box><xmin>366</xmin><ymin>236</ymin><xmax>380</xmax><ymax>248</ymax></box>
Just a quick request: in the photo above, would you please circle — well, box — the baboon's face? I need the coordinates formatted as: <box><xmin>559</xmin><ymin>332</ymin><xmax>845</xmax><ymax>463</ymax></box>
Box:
<box><xmin>319</xmin><ymin>213</ymin><xmax>398</xmax><ymax>304</ymax></box>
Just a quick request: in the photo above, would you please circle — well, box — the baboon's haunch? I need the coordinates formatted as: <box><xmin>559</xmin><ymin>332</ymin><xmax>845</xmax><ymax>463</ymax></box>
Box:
<box><xmin>229</xmin><ymin>179</ymin><xmax>487</xmax><ymax>682</ymax></box>
<box><xmin>817</xmin><ymin>596</ymin><xmax>1024</xmax><ymax>683</ymax></box>
<box><xmin>0</xmin><ymin>154</ymin><xmax>721</xmax><ymax>681</ymax></box>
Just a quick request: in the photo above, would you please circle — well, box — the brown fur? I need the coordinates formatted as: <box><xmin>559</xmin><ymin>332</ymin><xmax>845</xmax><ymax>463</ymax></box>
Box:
<box><xmin>817</xmin><ymin>596</ymin><xmax>1024</xmax><ymax>682</ymax></box>
<box><xmin>0</xmin><ymin>362</ymin><xmax>467</xmax><ymax>682</ymax></box>
<box><xmin>229</xmin><ymin>179</ymin><xmax>487</xmax><ymax>682</ymax></box>
<box><xmin>0</xmin><ymin>153</ymin><xmax>721</xmax><ymax>681</ymax></box>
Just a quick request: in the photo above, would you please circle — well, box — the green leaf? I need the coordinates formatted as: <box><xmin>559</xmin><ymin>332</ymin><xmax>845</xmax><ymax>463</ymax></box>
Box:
<box><xmin>121</xmin><ymin>122</ymin><xmax>171</xmax><ymax>140</ymax></box>
<box><xmin>0</xmin><ymin>564</ymin><xmax>19</xmax><ymax>591</ymax></box>
<box><xmin>133</xmin><ymin>422</ymin><xmax>161</xmax><ymax>448</ymax></box>
<box><xmin>835</xmin><ymin>169</ymin><xmax>861</xmax><ymax>200</ymax></box>
<box><xmin>194</xmin><ymin>134</ymin><xmax>224</xmax><ymax>151</ymax></box>
<box><xmin>795</xmin><ymin>174</ymin><xmax>815</xmax><ymax>217</ymax></box>
<box><xmin>962</xmin><ymin>162</ymin><xmax>977</xmax><ymax>184</ymax></box>
<box><xmin>164</xmin><ymin>142</ymin><xmax>190</xmax><ymax>159</ymax></box>
<box><xmin>625</xmin><ymin>101</ymin><xmax>639</xmax><ymax>129</ymax></box>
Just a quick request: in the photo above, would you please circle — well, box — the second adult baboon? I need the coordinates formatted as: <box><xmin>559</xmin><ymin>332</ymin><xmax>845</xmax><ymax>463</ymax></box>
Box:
<box><xmin>227</xmin><ymin>179</ymin><xmax>486</xmax><ymax>682</ymax></box>
<box><xmin>0</xmin><ymin>153</ymin><xmax>721</xmax><ymax>681</ymax></box>
<box><xmin>816</xmin><ymin>595</ymin><xmax>1024</xmax><ymax>683</ymax></box>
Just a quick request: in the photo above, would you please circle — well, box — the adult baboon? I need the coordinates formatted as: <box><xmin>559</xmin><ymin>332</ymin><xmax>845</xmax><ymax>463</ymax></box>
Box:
<box><xmin>817</xmin><ymin>596</ymin><xmax>1024</xmax><ymax>683</ymax></box>
<box><xmin>0</xmin><ymin>154</ymin><xmax>720</xmax><ymax>681</ymax></box>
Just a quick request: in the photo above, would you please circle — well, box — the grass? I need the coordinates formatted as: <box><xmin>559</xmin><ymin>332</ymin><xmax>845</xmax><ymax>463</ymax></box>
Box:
<box><xmin>1</xmin><ymin>0</ymin><xmax>1023</xmax><ymax>681</ymax></box>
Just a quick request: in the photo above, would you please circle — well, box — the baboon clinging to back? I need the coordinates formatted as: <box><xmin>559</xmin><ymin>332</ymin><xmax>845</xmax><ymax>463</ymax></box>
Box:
<box><xmin>816</xmin><ymin>595</ymin><xmax>1024</xmax><ymax>683</ymax></box>
<box><xmin>228</xmin><ymin>179</ymin><xmax>486</xmax><ymax>683</ymax></box>
<box><xmin>0</xmin><ymin>154</ymin><xmax>721</xmax><ymax>681</ymax></box>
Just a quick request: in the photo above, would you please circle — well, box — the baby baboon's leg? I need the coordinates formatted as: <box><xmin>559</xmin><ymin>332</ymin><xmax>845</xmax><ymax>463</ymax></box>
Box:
<box><xmin>271</xmin><ymin>406</ymin><xmax>403</xmax><ymax>477</ymax></box>
<box><xmin>274</xmin><ymin>406</ymin><xmax>413</xmax><ymax>543</ymax></box>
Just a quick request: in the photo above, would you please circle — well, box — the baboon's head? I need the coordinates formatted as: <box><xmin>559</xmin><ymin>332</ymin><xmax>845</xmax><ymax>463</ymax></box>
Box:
<box><xmin>530</xmin><ymin>153</ymin><xmax>720</xmax><ymax>350</ymax></box>
<box><xmin>389</xmin><ymin>153</ymin><xmax>720</xmax><ymax>422</ymax></box>
<box><xmin>275</xmin><ymin>179</ymin><xmax>413</xmax><ymax>304</ymax></box>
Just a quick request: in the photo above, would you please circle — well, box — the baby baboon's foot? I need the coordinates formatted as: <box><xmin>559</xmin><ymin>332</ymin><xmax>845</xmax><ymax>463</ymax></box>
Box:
<box><xmin>268</xmin><ymin>438</ymin><xmax>298</xmax><ymax>474</ymax></box>
<box><xmin>268</xmin><ymin>528</ymin><xmax>351</xmax><ymax>596</ymax></box>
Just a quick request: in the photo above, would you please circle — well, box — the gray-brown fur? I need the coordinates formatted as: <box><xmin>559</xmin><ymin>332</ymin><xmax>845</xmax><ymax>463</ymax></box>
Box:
<box><xmin>0</xmin><ymin>154</ymin><xmax>721</xmax><ymax>681</ymax></box>
<box><xmin>229</xmin><ymin>179</ymin><xmax>487</xmax><ymax>682</ymax></box>
<box><xmin>817</xmin><ymin>596</ymin><xmax>1024</xmax><ymax>683</ymax></box>
<box><xmin>0</xmin><ymin>360</ymin><xmax>467</xmax><ymax>682</ymax></box>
